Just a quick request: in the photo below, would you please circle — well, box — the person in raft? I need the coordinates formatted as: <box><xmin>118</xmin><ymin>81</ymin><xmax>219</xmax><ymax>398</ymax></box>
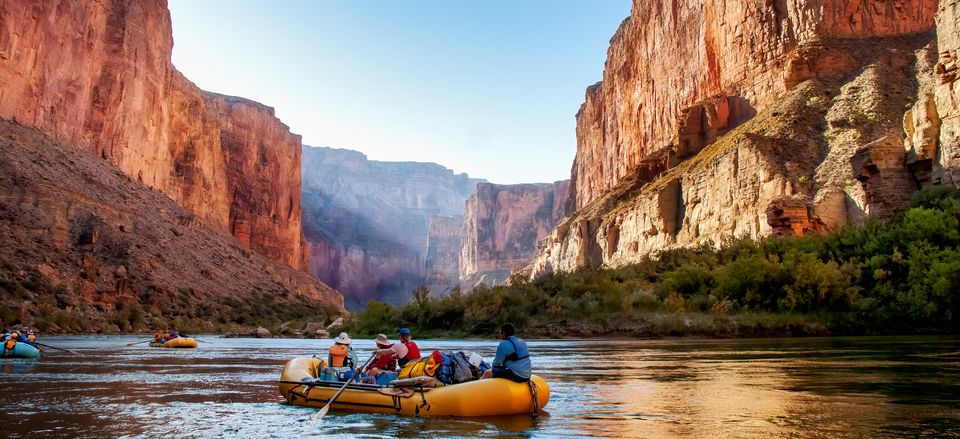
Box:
<box><xmin>327</xmin><ymin>332</ymin><xmax>358</xmax><ymax>368</ymax></box>
<box><xmin>481</xmin><ymin>323</ymin><xmax>531</xmax><ymax>383</ymax></box>
<box><xmin>397</xmin><ymin>327</ymin><xmax>421</xmax><ymax>367</ymax></box>
<box><xmin>364</xmin><ymin>334</ymin><xmax>407</xmax><ymax>384</ymax></box>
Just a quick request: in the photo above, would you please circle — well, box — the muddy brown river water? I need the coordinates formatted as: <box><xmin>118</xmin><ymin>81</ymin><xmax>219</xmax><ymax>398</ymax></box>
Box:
<box><xmin>0</xmin><ymin>335</ymin><xmax>958</xmax><ymax>438</ymax></box>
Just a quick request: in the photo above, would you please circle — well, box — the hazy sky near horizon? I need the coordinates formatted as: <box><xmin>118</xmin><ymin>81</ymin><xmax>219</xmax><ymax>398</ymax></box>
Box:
<box><xmin>168</xmin><ymin>1</ymin><xmax>629</xmax><ymax>184</ymax></box>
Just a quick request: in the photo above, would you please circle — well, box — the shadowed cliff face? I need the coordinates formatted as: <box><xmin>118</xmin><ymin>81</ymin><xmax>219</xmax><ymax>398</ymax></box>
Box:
<box><xmin>461</xmin><ymin>181</ymin><xmax>569</xmax><ymax>288</ymax></box>
<box><xmin>533</xmin><ymin>0</ymin><xmax>960</xmax><ymax>277</ymax></box>
<box><xmin>0</xmin><ymin>120</ymin><xmax>343</xmax><ymax>331</ymax></box>
<box><xmin>424</xmin><ymin>215</ymin><xmax>464</xmax><ymax>296</ymax></box>
<box><xmin>0</xmin><ymin>0</ymin><xmax>307</xmax><ymax>270</ymax></box>
<box><xmin>301</xmin><ymin>146</ymin><xmax>483</xmax><ymax>308</ymax></box>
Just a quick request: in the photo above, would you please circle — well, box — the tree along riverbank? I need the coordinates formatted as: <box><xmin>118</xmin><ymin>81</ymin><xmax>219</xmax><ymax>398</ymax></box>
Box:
<box><xmin>343</xmin><ymin>187</ymin><xmax>960</xmax><ymax>339</ymax></box>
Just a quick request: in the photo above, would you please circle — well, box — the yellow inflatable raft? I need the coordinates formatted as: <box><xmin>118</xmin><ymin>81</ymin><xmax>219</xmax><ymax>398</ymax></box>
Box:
<box><xmin>149</xmin><ymin>337</ymin><xmax>198</xmax><ymax>348</ymax></box>
<box><xmin>278</xmin><ymin>357</ymin><xmax>549</xmax><ymax>417</ymax></box>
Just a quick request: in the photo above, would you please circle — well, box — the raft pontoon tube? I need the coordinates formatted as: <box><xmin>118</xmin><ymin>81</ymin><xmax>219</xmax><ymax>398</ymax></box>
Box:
<box><xmin>278</xmin><ymin>357</ymin><xmax>549</xmax><ymax>417</ymax></box>
<box><xmin>149</xmin><ymin>337</ymin><xmax>198</xmax><ymax>348</ymax></box>
<box><xmin>4</xmin><ymin>342</ymin><xmax>42</xmax><ymax>358</ymax></box>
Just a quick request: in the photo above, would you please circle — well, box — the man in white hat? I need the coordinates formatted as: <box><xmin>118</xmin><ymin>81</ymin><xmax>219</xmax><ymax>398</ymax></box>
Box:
<box><xmin>327</xmin><ymin>332</ymin><xmax>358</xmax><ymax>368</ymax></box>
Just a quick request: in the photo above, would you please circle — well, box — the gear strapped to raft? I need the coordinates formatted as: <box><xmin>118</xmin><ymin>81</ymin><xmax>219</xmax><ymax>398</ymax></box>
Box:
<box><xmin>529</xmin><ymin>380</ymin><xmax>540</xmax><ymax>417</ymax></box>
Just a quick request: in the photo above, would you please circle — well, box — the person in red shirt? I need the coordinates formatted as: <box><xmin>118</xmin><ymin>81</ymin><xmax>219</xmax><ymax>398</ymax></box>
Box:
<box><xmin>397</xmin><ymin>327</ymin><xmax>421</xmax><ymax>367</ymax></box>
<box><xmin>365</xmin><ymin>334</ymin><xmax>406</xmax><ymax>376</ymax></box>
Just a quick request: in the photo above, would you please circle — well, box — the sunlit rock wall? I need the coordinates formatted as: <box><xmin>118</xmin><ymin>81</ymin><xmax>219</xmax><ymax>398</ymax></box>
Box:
<box><xmin>533</xmin><ymin>0</ymin><xmax>956</xmax><ymax>277</ymax></box>
<box><xmin>0</xmin><ymin>0</ymin><xmax>307</xmax><ymax>270</ymax></box>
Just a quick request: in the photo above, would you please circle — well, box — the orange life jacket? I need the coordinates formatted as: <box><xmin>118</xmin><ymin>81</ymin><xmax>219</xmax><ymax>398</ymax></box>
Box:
<box><xmin>329</xmin><ymin>343</ymin><xmax>349</xmax><ymax>367</ymax></box>
<box><xmin>4</xmin><ymin>339</ymin><xmax>15</xmax><ymax>350</ymax></box>
<box><xmin>27</xmin><ymin>334</ymin><xmax>36</xmax><ymax>342</ymax></box>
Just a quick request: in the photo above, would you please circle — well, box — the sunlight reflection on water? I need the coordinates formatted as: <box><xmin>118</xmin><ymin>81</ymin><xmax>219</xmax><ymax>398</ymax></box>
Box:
<box><xmin>0</xmin><ymin>335</ymin><xmax>958</xmax><ymax>438</ymax></box>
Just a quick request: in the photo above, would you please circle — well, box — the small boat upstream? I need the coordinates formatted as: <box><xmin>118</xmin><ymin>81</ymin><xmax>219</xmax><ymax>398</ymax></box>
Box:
<box><xmin>148</xmin><ymin>337</ymin><xmax>199</xmax><ymax>348</ymax></box>
<box><xmin>4</xmin><ymin>341</ymin><xmax>42</xmax><ymax>358</ymax></box>
<box><xmin>278</xmin><ymin>356</ymin><xmax>550</xmax><ymax>417</ymax></box>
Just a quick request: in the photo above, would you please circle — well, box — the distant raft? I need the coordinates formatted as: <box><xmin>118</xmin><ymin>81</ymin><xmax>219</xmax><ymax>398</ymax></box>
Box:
<box><xmin>149</xmin><ymin>338</ymin><xmax>198</xmax><ymax>348</ymax></box>
<box><xmin>3</xmin><ymin>342</ymin><xmax>42</xmax><ymax>358</ymax></box>
<box><xmin>278</xmin><ymin>357</ymin><xmax>549</xmax><ymax>417</ymax></box>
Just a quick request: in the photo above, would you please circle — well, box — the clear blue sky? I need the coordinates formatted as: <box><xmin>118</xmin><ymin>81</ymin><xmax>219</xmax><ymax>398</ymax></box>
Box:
<box><xmin>168</xmin><ymin>1</ymin><xmax>629</xmax><ymax>185</ymax></box>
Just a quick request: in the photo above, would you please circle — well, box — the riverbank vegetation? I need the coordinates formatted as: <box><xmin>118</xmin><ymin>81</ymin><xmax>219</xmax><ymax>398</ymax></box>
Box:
<box><xmin>345</xmin><ymin>186</ymin><xmax>960</xmax><ymax>338</ymax></box>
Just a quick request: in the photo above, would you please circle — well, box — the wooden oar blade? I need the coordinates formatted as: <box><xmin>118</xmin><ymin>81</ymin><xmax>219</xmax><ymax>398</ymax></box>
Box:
<box><xmin>315</xmin><ymin>405</ymin><xmax>330</xmax><ymax>420</ymax></box>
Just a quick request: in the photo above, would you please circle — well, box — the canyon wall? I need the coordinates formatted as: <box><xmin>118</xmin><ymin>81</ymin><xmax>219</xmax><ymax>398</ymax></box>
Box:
<box><xmin>533</xmin><ymin>0</ymin><xmax>959</xmax><ymax>276</ymax></box>
<box><xmin>571</xmin><ymin>0</ymin><xmax>939</xmax><ymax>211</ymax></box>
<box><xmin>301</xmin><ymin>146</ymin><xmax>483</xmax><ymax>307</ymax></box>
<box><xmin>936</xmin><ymin>0</ymin><xmax>960</xmax><ymax>182</ymax></box>
<box><xmin>423</xmin><ymin>215</ymin><xmax>464</xmax><ymax>295</ymax></box>
<box><xmin>0</xmin><ymin>120</ymin><xmax>342</xmax><ymax>331</ymax></box>
<box><xmin>461</xmin><ymin>181</ymin><xmax>568</xmax><ymax>287</ymax></box>
<box><xmin>0</xmin><ymin>0</ymin><xmax>306</xmax><ymax>270</ymax></box>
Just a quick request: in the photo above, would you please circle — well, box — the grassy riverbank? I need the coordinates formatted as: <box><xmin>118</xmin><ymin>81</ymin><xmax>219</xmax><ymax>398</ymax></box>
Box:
<box><xmin>344</xmin><ymin>187</ymin><xmax>960</xmax><ymax>339</ymax></box>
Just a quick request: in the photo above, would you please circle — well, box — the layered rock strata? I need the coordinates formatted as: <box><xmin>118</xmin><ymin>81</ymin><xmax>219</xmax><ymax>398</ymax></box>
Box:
<box><xmin>0</xmin><ymin>0</ymin><xmax>306</xmax><ymax>270</ymax></box>
<box><xmin>461</xmin><ymin>181</ymin><xmax>568</xmax><ymax>287</ymax></box>
<box><xmin>533</xmin><ymin>0</ymin><xmax>959</xmax><ymax>276</ymax></box>
<box><xmin>301</xmin><ymin>146</ymin><xmax>483</xmax><ymax>307</ymax></box>
<box><xmin>570</xmin><ymin>0</ymin><xmax>939</xmax><ymax>211</ymax></box>
<box><xmin>0</xmin><ymin>120</ymin><xmax>343</xmax><ymax>330</ymax></box>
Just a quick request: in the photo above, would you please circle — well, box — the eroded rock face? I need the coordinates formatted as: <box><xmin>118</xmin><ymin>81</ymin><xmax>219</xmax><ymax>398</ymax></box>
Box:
<box><xmin>207</xmin><ymin>93</ymin><xmax>307</xmax><ymax>270</ymax></box>
<box><xmin>571</xmin><ymin>0</ymin><xmax>938</xmax><ymax>211</ymax></box>
<box><xmin>0</xmin><ymin>120</ymin><xmax>343</xmax><ymax>329</ymax></box>
<box><xmin>0</xmin><ymin>0</ymin><xmax>305</xmax><ymax>270</ymax></box>
<box><xmin>461</xmin><ymin>181</ymin><xmax>569</xmax><ymax>287</ymax></box>
<box><xmin>424</xmin><ymin>215</ymin><xmax>464</xmax><ymax>296</ymax></box>
<box><xmin>301</xmin><ymin>146</ymin><xmax>483</xmax><ymax>307</ymax></box>
<box><xmin>533</xmin><ymin>0</ymin><xmax>960</xmax><ymax>277</ymax></box>
<box><xmin>934</xmin><ymin>0</ymin><xmax>960</xmax><ymax>184</ymax></box>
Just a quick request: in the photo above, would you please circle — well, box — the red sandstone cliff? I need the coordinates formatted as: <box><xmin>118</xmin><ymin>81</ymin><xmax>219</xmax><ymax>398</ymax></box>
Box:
<box><xmin>533</xmin><ymin>0</ymin><xmax>959</xmax><ymax>276</ymax></box>
<box><xmin>0</xmin><ymin>0</ymin><xmax>342</xmax><ymax>325</ymax></box>
<box><xmin>461</xmin><ymin>181</ymin><xmax>568</xmax><ymax>287</ymax></box>
<box><xmin>0</xmin><ymin>120</ymin><xmax>342</xmax><ymax>331</ymax></box>
<box><xmin>0</xmin><ymin>0</ymin><xmax>306</xmax><ymax>270</ymax></box>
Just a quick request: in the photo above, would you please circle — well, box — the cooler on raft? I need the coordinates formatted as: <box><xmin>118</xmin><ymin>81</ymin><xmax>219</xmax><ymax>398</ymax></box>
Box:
<box><xmin>278</xmin><ymin>357</ymin><xmax>549</xmax><ymax>417</ymax></box>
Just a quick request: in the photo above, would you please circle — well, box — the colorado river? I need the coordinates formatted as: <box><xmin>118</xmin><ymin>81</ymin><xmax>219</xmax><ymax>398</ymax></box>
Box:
<box><xmin>1</xmin><ymin>335</ymin><xmax>958</xmax><ymax>438</ymax></box>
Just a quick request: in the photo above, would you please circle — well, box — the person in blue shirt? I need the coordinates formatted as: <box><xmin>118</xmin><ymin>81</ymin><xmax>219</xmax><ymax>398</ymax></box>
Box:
<box><xmin>480</xmin><ymin>323</ymin><xmax>531</xmax><ymax>382</ymax></box>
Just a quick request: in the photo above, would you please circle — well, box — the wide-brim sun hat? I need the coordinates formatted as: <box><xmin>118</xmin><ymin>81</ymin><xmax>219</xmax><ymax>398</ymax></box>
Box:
<box><xmin>335</xmin><ymin>332</ymin><xmax>352</xmax><ymax>344</ymax></box>
<box><xmin>375</xmin><ymin>334</ymin><xmax>390</xmax><ymax>345</ymax></box>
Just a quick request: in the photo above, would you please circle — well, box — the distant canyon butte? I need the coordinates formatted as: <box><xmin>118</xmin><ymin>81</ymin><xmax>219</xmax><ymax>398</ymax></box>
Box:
<box><xmin>0</xmin><ymin>0</ymin><xmax>958</xmax><ymax>324</ymax></box>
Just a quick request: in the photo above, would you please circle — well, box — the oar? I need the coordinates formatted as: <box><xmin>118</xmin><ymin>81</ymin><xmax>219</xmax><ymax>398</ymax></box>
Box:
<box><xmin>312</xmin><ymin>353</ymin><xmax>378</xmax><ymax>421</ymax></box>
<box><xmin>32</xmin><ymin>342</ymin><xmax>80</xmax><ymax>355</ymax></box>
<box><xmin>126</xmin><ymin>340</ymin><xmax>153</xmax><ymax>346</ymax></box>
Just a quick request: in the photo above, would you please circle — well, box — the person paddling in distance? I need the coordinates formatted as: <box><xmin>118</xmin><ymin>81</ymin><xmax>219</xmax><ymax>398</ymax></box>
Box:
<box><xmin>397</xmin><ymin>327</ymin><xmax>421</xmax><ymax>367</ymax></box>
<box><xmin>481</xmin><ymin>323</ymin><xmax>531</xmax><ymax>383</ymax></box>
<box><xmin>327</xmin><ymin>332</ymin><xmax>358</xmax><ymax>368</ymax></box>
